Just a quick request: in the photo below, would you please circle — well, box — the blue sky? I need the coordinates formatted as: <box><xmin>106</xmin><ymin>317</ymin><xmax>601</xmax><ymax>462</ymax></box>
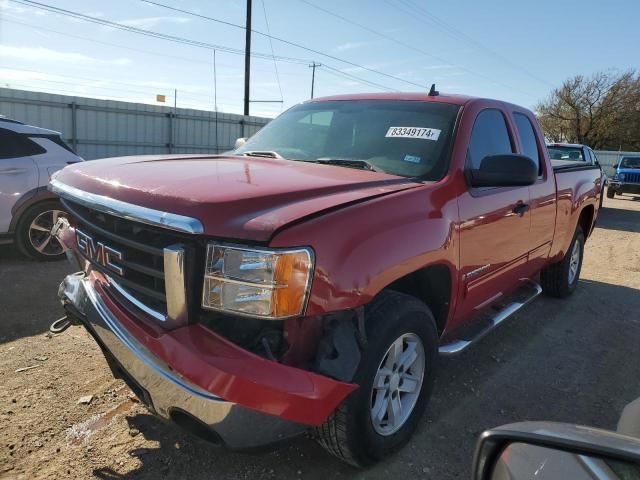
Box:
<box><xmin>0</xmin><ymin>0</ymin><xmax>638</xmax><ymax>117</ymax></box>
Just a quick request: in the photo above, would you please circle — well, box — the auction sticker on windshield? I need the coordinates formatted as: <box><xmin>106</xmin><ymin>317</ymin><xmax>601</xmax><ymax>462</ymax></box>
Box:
<box><xmin>385</xmin><ymin>127</ymin><xmax>441</xmax><ymax>141</ymax></box>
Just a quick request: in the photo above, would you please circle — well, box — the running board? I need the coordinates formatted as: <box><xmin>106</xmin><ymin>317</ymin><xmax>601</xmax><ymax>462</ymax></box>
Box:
<box><xmin>438</xmin><ymin>280</ymin><xmax>542</xmax><ymax>356</ymax></box>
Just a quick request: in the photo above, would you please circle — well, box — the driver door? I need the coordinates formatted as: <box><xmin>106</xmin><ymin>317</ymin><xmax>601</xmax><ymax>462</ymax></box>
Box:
<box><xmin>456</xmin><ymin>109</ymin><xmax>532</xmax><ymax>322</ymax></box>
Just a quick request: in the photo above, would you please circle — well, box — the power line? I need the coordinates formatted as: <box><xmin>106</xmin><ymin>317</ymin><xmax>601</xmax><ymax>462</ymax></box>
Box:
<box><xmin>8</xmin><ymin>0</ymin><xmax>312</xmax><ymax>65</ymax></box>
<box><xmin>0</xmin><ymin>15</ymin><xmax>311</xmax><ymax>81</ymax></box>
<box><xmin>0</xmin><ymin>66</ymin><xmax>240</xmax><ymax>102</ymax></box>
<box><xmin>297</xmin><ymin>0</ymin><xmax>537</xmax><ymax>98</ymax></box>
<box><xmin>321</xmin><ymin>65</ymin><xmax>396</xmax><ymax>92</ymax></box>
<box><xmin>8</xmin><ymin>0</ymin><xmax>411</xmax><ymax>97</ymax></box>
<box><xmin>0</xmin><ymin>16</ymin><xmax>310</xmax><ymax>77</ymax></box>
<box><xmin>3</xmin><ymin>82</ymin><xmax>243</xmax><ymax>111</ymax></box>
<box><xmin>260</xmin><ymin>0</ymin><xmax>284</xmax><ymax>105</ymax></box>
<box><xmin>140</xmin><ymin>0</ymin><xmax>427</xmax><ymax>89</ymax></box>
<box><xmin>0</xmin><ymin>66</ymin><xmax>193</xmax><ymax>98</ymax></box>
<box><xmin>393</xmin><ymin>0</ymin><xmax>554</xmax><ymax>88</ymax></box>
<box><xmin>8</xmin><ymin>0</ymin><xmax>419</xmax><ymax>100</ymax></box>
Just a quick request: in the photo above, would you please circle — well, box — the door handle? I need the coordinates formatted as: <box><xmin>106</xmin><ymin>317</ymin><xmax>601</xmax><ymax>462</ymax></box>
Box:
<box><xmin>512</xmin><ymin>203</ymin><xmax>530</xmax><ymax>217</ymax></box>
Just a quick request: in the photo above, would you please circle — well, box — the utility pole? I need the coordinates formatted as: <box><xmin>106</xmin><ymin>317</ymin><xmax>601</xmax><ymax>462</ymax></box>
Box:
<box><xmin>213</xmin><ymin>49</ymin><xmax>219</xmax><ymax>153</ymax></box>
<box><xmin>171</xmin><ymin>88</ymin><xmax>177</xmax><ymax>153</ymax></box>
<box><xmin>243</xmin><ymin>0</ymin><xmax>252</xmax><ymax>116</ymax></box>
<box><xmin>309</xmin><ymin>62</ymin><xmax>321</xmax><ymax>99</ymax></box>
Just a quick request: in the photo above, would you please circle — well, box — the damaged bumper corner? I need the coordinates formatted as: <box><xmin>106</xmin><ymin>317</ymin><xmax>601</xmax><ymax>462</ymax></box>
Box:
<box><xmin>58</xmin><ymin>273</ymin><xmax>357</xmax><ymax>449</ymax></box>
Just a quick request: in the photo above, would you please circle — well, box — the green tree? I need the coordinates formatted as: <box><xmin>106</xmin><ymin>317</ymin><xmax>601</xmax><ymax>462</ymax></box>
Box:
<box><xmin>536</xmin><ymin>70</ymin><xmax>640</xmax><ymax>150</ymax></box>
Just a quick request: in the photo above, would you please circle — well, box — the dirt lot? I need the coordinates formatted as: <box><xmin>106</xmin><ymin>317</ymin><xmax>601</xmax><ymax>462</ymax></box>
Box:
<box><xmin>1</xmin><ymin>196</ymin><xmax>639</xmax><ymax>480</ymax></box>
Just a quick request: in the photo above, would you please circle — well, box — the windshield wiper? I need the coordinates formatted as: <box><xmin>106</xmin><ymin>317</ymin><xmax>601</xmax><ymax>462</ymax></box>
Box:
<box><xmin>239</xmin><ymin>151</ymin><xmax>284</xmax><ymax>159</ymax></box>
<box><xmin>315</xmin><ymin>158</ymin><xmax>383</xmax><ymax>172</ymax></box>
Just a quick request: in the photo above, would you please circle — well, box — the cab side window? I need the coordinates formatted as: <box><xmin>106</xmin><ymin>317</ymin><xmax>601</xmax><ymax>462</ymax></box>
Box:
<box><xmin>467</xmin><ymin>109</ymin><xmax>513</xmax><ymax>169</ymax></box>
<box><xmin>513</xmin><ymin>113</ymin><xmax>541</xmax><ymax>174</ymax></box>
<box><xmin>0</xmin><ymin>128</ymin><xmax>46</xmax><ymax>160</ymax></box>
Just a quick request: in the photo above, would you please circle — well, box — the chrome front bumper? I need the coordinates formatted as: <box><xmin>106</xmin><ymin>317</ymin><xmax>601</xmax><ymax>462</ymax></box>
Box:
<box><xmin>58</xmin><ymin>273</ymin><xmax>306</xmax><ymax>449</ymax></box>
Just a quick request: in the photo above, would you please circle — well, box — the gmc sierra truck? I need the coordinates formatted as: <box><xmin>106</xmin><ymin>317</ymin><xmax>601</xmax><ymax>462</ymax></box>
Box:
<box><xmin>52</xmin><ymin>92</ymin><xmax>601</xmax><ymax>467</ymax></box>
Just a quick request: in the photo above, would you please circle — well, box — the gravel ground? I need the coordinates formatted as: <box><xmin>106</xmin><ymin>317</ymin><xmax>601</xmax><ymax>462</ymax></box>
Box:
<box><xmin>1</xmin><ymin>195</ymin><xmax>639</xmax><ymax>480</ymax></box>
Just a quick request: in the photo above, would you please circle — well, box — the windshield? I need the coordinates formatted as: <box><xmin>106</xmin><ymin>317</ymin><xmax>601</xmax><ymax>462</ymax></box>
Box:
<box><xmin>547</xmin><ymin>146</ymin><xmax>584</xmax><ymax>161</ymax></box>
<box><xmin>234</xmin><ymin>100</ymin><xmax>460</xmax><ymax>180</ymax></box>
<box><xmin>620</xmin><ymin>157</ymin><xmax>640</xmax><ymax>169</ymax></box>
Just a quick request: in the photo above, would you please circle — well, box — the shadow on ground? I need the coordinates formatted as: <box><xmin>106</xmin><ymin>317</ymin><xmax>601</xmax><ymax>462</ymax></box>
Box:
<box><xmin>0</xmin><ymin>244</ymin><xmax>75</xmax><ymax>343</ymax></box>
<box><xmin>90</xmin><ymin>277</ymin><xmax>640</xmax><ymax>480</ymax></box>
<box><xmin>595</xmin><ymin>200</ymin><xmax>640</xmax><ymax>233</ymax></box>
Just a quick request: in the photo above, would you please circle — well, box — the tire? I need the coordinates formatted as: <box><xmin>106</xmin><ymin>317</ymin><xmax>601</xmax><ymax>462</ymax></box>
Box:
<box><xmin>315</xmin><ymin>290</ymin><xmax>438</xmax><ymax>467</ymax></box>
<box><xmin>15</xmin><ymin>200</ymin><xmax>68</xmax><ymax>261</ymax></box>
<box><xmin>541</xmin><ymin>226</ymin><xmax>585</xmax><ymax>298</ymax></box>
<box><xmin>606</xmin><ymin>187</ymin><xmax>615</xmax><ymax>199</ymax></box>
<box><xmin>599</xmin><ymin>189</ymin><xmax>604</xmax><ymax>209</ymax></box>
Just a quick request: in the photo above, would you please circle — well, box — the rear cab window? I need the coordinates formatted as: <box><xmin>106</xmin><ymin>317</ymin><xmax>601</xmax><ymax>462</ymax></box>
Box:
<box><xmin>547</xmin><ymin>145</ymin><xmax>584</xmax><ymax>161</ymax></box>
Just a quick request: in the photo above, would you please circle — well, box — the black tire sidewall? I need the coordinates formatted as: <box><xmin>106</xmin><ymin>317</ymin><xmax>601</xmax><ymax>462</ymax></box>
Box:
<box><xmin>15</xmin><ymin>200</ymin><xmax>66</xmax><ymax>261</ymax></box>
<box><xmin>344</xmin><ymin>295</ymin><xmax>438</xmax><ymax>465</ymax></box>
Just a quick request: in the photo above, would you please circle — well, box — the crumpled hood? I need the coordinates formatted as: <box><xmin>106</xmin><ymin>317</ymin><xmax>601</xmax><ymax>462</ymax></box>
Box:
<box><xmin>54</xmin><ymin>154</ymin><xmax>421</xmax><ymax>241</ymax></box>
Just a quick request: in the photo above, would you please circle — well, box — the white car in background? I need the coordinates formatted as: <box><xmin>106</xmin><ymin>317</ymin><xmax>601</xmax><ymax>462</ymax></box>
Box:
<box><xmin>0</xmin><ymin>116</ymin><xmax>83</xmax><ymax>260</ymax></box>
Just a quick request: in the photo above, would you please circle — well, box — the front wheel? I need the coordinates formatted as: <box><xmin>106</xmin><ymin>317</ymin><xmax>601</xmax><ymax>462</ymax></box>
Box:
<box><xmin>606</xmin><ymin>187</ymin><xmax>615</xmax><ymax>199</ymax></box>
<box><xmin>15</xmin><ymin>201</ymin><xmax>68</xmax><ymax>261</ymax></box>
<box><xmin>315</xmin><ymin>291</ymin><xmax>438</xmax><ymax>467</ymax></box>
<box><xmin>541</xmin><ymin>226</ymin><xmax>585</xmax><ymax>298</ymax></box>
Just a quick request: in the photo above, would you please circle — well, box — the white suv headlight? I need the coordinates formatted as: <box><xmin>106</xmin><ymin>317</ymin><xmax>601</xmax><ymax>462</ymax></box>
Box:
<box><xmin>201</xmin><ymin>243</ymin><xmax>314</xmax><ymax>319</ymax></box>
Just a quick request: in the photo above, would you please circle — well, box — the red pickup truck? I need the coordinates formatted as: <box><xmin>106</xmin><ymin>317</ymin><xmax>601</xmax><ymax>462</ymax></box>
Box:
<box><xmin>52</xmin><ymin>92</ymin><xmax>601</xmax><ymax>467</ymax></box>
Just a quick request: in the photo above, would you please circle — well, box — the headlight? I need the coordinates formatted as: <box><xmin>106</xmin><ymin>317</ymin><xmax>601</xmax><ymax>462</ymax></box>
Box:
<box><xmin>618</xmin><ymin>173</ymin><xmax>626</xmax><ymax>181</ymax></box>
<box><xmin>201</xmin><ymin>243</ymin><xmax>314</xmax><ymax>319</ymax></box>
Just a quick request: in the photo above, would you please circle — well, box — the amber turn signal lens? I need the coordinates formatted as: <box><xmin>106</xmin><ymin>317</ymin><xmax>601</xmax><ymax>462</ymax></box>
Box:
<box><xmin>273</xmin><ymin>251</ymin><xmax>313</xmax><ymax>318</ymax></box>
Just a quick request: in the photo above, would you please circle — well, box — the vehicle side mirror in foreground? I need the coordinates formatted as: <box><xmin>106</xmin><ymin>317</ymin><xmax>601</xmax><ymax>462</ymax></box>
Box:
<box><xmin>469</xmin><ymin>154</ymin><xmax>538</xmax><ymax>188</ymax></box>
<box><xmin>473</xmin><ymin>422</ymin><xmax>640</xmax><ymax>480</ymax></box>
<box><xmin>234</xmin><ymin>137</ymin><xmax>247</xmax><ymax>149</ymax></box>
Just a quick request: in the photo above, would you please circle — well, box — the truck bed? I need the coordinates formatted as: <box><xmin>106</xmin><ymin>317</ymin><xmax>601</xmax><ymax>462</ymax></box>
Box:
<box><xmin>551</xmin><ymin>159</ymin><xmax>600</xmax><ymax>172</ymax></box>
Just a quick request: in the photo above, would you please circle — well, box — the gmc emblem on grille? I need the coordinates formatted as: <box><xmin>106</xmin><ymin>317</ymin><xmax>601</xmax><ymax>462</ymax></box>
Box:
<box><xmin>75</xmin><ymin>229</ymin><xmax>124</xmax><ymax>276</ymax></box>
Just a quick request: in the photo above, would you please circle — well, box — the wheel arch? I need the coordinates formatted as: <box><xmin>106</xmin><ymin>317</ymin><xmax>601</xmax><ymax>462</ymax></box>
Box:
<box><xmin>382</xmin><ymin>263</ymin><xmax>453</xmax><ymax>336</ymax></box>
<box><xmin>9</xmin><ymin>186</ymin><xmax>58</xmax><ymax>233</ymax></box>
<box><xmin>578</xmin><ymin>204</ymin><xmax>595</xmax><ymax>238</ymax></box>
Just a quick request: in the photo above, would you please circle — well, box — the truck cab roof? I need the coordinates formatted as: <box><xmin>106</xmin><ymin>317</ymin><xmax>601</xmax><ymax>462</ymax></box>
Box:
<box><xmin>305</xmin><ymin>91</ymin><xmax>533</xmax><ymax>108</ymax></box>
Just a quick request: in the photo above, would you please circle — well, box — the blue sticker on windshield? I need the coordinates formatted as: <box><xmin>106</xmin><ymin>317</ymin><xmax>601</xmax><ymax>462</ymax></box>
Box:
<box><xmin>403</xmin><ymin>154</ymin><xmax>422</xmax><ymax>164</ymax></box>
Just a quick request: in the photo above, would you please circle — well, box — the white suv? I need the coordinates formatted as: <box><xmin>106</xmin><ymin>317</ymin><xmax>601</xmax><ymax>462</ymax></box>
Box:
<box><xmin>0</xmin><ymin>117</ymin><xmax>83</xmax><ymax>260</ymax></box>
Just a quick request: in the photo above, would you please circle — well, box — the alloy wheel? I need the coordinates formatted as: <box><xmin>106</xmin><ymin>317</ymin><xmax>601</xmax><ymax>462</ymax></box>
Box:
<box><xmin>568</xmin><ymin>239</ymin><xmax>581</xmax><ymax>284</ymax></box>
<box><xmin>370</xmin><ymin>332</ymin><xmax>425</xmax><ymax>436</ymax></box>
<box><xmin>28</xmin><ymin>209</ymin><xmax>66</xmax><ymax>257</ymax></box>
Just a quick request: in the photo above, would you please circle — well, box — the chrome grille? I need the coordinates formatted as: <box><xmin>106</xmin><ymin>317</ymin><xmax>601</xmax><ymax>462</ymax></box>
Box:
<box><xmin>61</xmin><ymin>198</ymin><xmax>189</xmax><ymax>313</ymax></box>
<box><xmin>624</xmin><ymin>172</ymin><xmax>640</xmax><ymax>184</ymax></box>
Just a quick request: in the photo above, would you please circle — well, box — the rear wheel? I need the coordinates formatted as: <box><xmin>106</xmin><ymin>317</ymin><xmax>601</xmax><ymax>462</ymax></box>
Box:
<box><xmin>15</xmin><ymin>201</ymin><xmax>67</xmax><ymax>261</ymax></box>
<box><xmin>541</xmin><ymin>226</ymin><xmax>584</xmax><ymax>298</ymax></box>
<box><xmin>315</xmin><ymin>291</ymin><xmax>438</xmax><ymax>467</ymax></box>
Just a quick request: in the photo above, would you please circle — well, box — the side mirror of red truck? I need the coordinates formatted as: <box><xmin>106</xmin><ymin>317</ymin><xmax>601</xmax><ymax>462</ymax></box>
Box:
<box><xmin>469</xmin><ymin>154</ymin><xmax>538</xmax><ymax>188</ymax></box>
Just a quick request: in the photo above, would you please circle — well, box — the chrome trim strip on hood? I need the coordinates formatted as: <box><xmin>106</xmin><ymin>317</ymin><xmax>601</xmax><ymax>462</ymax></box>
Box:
<box><xmin>49</xmin><ymin>178</ymin><xmax>204</xmax><ymax>234</ymax></box>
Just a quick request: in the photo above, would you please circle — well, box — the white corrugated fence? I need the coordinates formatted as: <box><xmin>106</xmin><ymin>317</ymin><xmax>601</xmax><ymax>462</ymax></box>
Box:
<box><xmin>0</xmin><ymin>88</ymin><xmax>271</xmax><ymax>160</ymax></box>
